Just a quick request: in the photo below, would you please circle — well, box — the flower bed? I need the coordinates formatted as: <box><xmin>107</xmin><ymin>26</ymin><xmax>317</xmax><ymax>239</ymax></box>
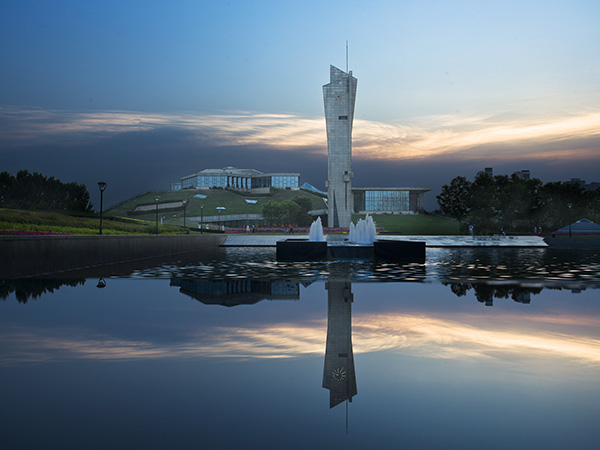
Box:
<box><xmin>222</xmin><ymin>226</ymin><xmax>382</xmax><ymax>234</ymax></box>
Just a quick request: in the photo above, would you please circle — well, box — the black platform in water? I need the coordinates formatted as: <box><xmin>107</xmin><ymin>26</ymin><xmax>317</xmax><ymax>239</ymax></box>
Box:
<box><xmin>373</xmin><ymin>240</ymin><xmax>425</xmax><ymax>262</ymax></box>
<box><xmin>276</xmin><ymin>239</ymin><xmax>425</xmax><ymax>262</ymax></box>
<box><xmin>276</xmin><ymin>240</ymin><xmax>328</xmax><ymax>261</ymax></box>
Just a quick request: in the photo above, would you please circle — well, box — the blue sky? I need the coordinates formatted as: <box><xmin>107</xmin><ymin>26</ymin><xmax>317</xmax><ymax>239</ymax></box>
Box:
<box><xmin>1</xmin><ymin>0</ymin><xmax>599</xmax><ymax>208</ymax></box>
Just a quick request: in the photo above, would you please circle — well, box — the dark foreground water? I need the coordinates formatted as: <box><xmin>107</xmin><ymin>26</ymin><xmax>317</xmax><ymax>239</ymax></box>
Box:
<box><xmin>1</xmin><ymin>247</ymin><xmax>600</xmax><ymax>449</ymax></box>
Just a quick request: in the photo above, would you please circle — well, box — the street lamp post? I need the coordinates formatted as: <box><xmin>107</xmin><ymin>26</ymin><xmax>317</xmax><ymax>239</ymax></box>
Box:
<box><xmin>200</xmin><ymin>204</ymin><xmax>204</xmax><ymax>233</ymax></box>
<box><xmin>568</xmin><ymin>203</ymin><xmax>573</xmax><ymax>237</ymax></box>
<box><xmin>97</xmin><ymin>182</ymin><xmax>107</xmax><ymax>235</ymax></box>
<box><xmin>216</xmin><ymin>206</ymin><xmax>226</xmax><ymax>230</ymax></box>
<box><xmin>182</xmin><ymin>199</ymin><xmax>188</xmax><ymax>228</ymax></box>
<box><xmin>155</xmin><ymin>196</ymin><xmax>160</xmax><ymax>235</ymax></box>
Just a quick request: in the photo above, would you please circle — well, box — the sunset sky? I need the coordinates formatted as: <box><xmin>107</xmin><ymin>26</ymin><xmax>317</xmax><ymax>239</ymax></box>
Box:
<box><xmin>1</xmin><ymin>0</ymin><xmax>599</xmax><ymax>209</ymax></box>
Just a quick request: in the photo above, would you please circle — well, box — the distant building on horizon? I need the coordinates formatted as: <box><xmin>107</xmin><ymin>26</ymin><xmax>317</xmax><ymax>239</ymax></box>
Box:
<box><xmin>472</xmin><ymin>169</ymin><xmax>600</xmax><ymax>191</ymax></box>
<box><xmin>476</xmin><ymin>167</ymin><xmax>494</xmax><ymax>177</ymax></box>
<box><xmin>567</xmin><ymin>178</ymin><xmax>600</xmax><ymax>191</ymax></box>
<box><xmin>475</xmin><ymin>167</ymin><xmax>532</xmax><ymax>180</ymax></box>
<box><xmin>171</xmin><ymin>167</ymin><xmax>299</xmax><ymax>193</ymax></box>
<box><xmin>513</xmin><ymin>170</ymin><xmax>530</xmax><ymax>180</ymax></box>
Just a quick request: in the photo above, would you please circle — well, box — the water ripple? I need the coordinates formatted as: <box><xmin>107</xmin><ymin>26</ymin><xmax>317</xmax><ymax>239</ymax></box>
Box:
<box><xmin>123</xmin><ymin>247</ymin><xmax>600</xmax><ymax>289</ymax></box>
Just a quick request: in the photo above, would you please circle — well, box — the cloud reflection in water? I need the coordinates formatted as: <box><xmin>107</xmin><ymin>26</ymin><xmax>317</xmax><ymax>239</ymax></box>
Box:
<box><xmin>3</xmin><ymin>311</ymin><xmax>599</xmax><ymax>367</ymax></box>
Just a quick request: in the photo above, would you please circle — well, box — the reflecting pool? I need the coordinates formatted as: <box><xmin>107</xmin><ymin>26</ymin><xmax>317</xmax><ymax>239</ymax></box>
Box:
<box><xmin>1</xmin><ymin>247</ymin><xmax>599</xmax><ymax>449</ymax></box>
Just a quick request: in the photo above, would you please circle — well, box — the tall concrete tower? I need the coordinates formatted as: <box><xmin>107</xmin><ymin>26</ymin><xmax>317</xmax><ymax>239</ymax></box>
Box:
<box><xmin>323</xmin><ymin>65</ymin><xmax>357</xmax><ymax>228</ymax></box>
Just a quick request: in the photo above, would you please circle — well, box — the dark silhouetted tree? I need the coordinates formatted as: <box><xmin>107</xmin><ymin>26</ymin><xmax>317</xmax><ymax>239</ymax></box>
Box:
<box><xmin>437</xmin><ymin>176</ymin><xmax>471</xmax><ymax>229</ymax></box>
<box><xmin>292</xmin><ymin>196</ymin><xmax>313</xmax><ymax>226</ymax></box>
<box><xmin>0</xmin><ymin>170</ymin><xmax>92</xmax><ymax>211</ymax></box>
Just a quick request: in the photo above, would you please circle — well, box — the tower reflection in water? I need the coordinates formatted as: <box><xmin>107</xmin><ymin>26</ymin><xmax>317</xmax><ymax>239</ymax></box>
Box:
<box><xmin>323</xmin><ymin>279</ymin><xmax>357</xmax><ymax>409</ymax></box>
<box><xmin>170</xmin><ymin>276</ymin><xmax>358</xmax><ymax>410</ymax></box>
<box><xmin>168</xmin><ymin>275</ymin><xmax>560</xmax><ymax>417</ymax></box>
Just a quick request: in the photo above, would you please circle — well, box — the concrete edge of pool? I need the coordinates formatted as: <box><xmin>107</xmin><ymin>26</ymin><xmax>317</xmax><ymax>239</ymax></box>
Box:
<box><xmin>0</xmin><ymin>234</ymin><xmax>226</xmax><ymax>278</ymax></box>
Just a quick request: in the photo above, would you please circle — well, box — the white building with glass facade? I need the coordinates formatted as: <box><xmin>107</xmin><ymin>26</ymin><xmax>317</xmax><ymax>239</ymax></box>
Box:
<box><xmin>171</xmin><ymin>167</ymin><xmax>299</xmax><ymax>193</ymax></box>
<box><xmin>352</xmin><ymin>187</ymin><xmax>430</xmax><ymax>214</ymax></box>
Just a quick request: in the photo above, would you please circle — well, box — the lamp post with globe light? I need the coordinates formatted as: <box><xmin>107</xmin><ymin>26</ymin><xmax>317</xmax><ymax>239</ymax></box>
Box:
<box><xmin>155</xmin><ymin>196</ymin><xmax>160</xmax><ymax>235</ymax></box>
<box><xmin>568</xmin><ymin>203</ymin><xmax>573</xmax><ymax>237</ymax></box>
<box><xmin>97</xmin><ymin>182</ymin><xmax>107</xmax><ymax>235</ymax></box>
<box><xmin>200</xmin><ymin>204</ymin><xmax>204</xmax><ymax>233</ymax></box>
<box><xmin>217</xmin><ymin>206</ymin><xmax>226</xmax><ymax>229</ymax></box>
<box><xmin>182</xmin><ymin>199</ymin><xmax>188</xmax><ymax>228</ymax></box>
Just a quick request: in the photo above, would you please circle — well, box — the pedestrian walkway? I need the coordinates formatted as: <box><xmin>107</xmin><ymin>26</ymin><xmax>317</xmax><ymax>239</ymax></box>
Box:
<box><xmin>222</xmin><ymin>234</ymin><xmax>547</xmax><ymax>247</ymax></box>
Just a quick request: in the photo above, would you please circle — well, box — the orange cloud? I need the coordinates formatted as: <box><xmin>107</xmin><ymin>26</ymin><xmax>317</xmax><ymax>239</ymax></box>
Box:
<box><xmin>352</xmin><ymin>110</ymin><xmax>600</xmax><ymax>161</ymax></box>
<box><xmin>2</xmin><ymin>107</ymin><xmax>600</xmax><ymax>163</ymax></box>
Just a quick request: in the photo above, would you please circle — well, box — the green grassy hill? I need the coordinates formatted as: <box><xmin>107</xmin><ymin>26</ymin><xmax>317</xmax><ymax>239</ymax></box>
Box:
<box><xmin>107</xmin><ymin>188</ymin><xmax>326</xmax><ymax>226</ymax></box>
<box><xmin>1</xmin><ymin>189</ymin><xmax>459</xmax><ymax>235</ymax></box>
<box><xmin>0</xmin><ymin>208</ymin><xmax>183</xmax><ymax>235</ymax></box>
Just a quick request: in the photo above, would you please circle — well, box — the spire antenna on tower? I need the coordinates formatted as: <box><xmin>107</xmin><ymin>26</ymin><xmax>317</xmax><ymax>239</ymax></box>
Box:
<box><xmin>346</xmin><ymin>40</ymin><xmax>349</xmax><ymax>72</ymax></box>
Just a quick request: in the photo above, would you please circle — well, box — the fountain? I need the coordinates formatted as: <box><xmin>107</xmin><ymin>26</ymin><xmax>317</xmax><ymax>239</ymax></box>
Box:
<box><xmin>276</xmin><ymin>215</ymin><xmax>425</xmax><ymax>262</ymax></box>
<box><xmin>348</xmin><ymin>215</ymin><xmax>377</xmax><ymax>245</ymax></box>
<box><xmin>309</xmin><ymin>217</ymin><xmax>325</xmax><ymax>242</ymax></box>
<box><xmin>276</xmin><ymin>218</ymin><xmax>328</xmax><ymax>261</ymax></box>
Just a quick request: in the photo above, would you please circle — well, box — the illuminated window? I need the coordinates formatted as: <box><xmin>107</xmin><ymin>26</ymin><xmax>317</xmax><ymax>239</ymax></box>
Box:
<box><xmin>364</xmin><ymin>190</ymin><xmax>409</xmax><ymax>211</ymax></box>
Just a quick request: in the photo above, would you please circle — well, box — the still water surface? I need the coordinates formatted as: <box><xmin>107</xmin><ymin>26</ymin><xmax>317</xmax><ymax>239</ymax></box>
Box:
<box><xmin>1</xmin><ymin>247</ymin><xmax>599</xmax><ymax>449</ymax></box>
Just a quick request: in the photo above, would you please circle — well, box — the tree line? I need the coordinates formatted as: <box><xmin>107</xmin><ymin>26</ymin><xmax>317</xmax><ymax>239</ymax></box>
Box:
<box><xmin>437</xmin><ymin>173</ymin><xmax>600</xmax><ymax>234</ymax></box>
<box><xmin>0</xmin><ymin>170</ymin><xmax>93</xmax><ymax>212</ymax></box>
<box><xmin>262</xmin><ymin>197</ymin><xmax>313</xmax><ymax>226</ymax></box>
<box><xmin>0</xmin><ymin>279</ymin><xmax>86</xmax><ymax>303</ymax></box>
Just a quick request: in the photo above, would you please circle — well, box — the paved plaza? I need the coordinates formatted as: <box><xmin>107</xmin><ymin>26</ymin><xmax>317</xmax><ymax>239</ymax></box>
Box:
<box><xmin>222</xmin><ymin>234</ymin><xmax>547</xmax><ymax>247</ymax></box>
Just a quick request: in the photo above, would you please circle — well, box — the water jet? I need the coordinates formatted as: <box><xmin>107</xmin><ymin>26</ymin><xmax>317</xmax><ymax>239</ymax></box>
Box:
<box><xmin>276</xmin><ymin>216</ymin><xmax>425</xmax><ymax>262</ymax></box>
